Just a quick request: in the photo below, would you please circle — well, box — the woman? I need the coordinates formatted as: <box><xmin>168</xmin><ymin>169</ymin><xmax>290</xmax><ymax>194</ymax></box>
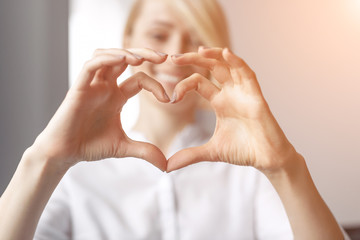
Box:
<box><xmin>0</xmin><ymin>0</ymin><xmax>348</xmax><ymax>239</ymax></box>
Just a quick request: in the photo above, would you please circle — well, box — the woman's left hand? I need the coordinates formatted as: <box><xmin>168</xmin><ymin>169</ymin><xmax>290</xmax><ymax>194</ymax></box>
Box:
<box><xmin>167</xmin><ymin>47</ymin><xmax>301</xmax><ymax>173</ymax></box>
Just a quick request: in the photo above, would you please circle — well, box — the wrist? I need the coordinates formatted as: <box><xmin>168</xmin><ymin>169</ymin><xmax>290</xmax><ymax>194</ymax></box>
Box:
<box><xmin>262</xmin><ymin>151</ymin><xmax>307</xmax><ymax>184</ymax></box>
<box><xmin>261</xmin><ymin>152</ymin><xmax>344</xmax><ymax>239</ymax></box>
<box><xmin>22</xmin><ymin>144</ymin><xmax>71</xmax><ymax>178</ymax></box>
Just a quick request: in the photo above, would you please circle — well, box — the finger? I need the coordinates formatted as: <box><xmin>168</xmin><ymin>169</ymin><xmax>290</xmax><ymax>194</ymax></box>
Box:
<box><xmin>222</xmin><ymin>48</ymin><xmax>256</xmax><ymax>83</ymax></box>
<box><xmin>171</xmin><ymin>73</ymin><xmax>220</xmax><ymax>104</ymax></box>
<box><xmin>93</xmin><ymin>48</ymin><xmax>168</xmax><ymax>65</ymax></box>
<box><xmin>171</xmin><ymin>52</ymin><xmax>217</xmax><ymax>70</ymax></box>
<box><xmin>198</xmin><ymin>46</ymin><xmax>223</xmax><ymax>60</ymax></box>
<box><xmin>95</xmin><ymin>50</ymin><xmax>166</xmax><ymax>85</ymax></box>
<box><xmin>166</xmin><ymin>145</ymin><xmax>210</xmax><ymax>172</ymax></box>
<box><xmin>75</xmin><ymin>55</ymin><xmax>126</xmax><ymax>89</ymax></box>
<box><xmin>119</xmin><ymin>72</ymin><xmax>170</xmax><ymax>103</ymax></box>
<box><xmin>97</xmin><ymin>62</ymin><xmax>128</xmax><ymax>84</ymax></box>
<box><xmin>123</xmin><ymin>139</ymin><xmax>167</xmax><ymax>171</ymax></box>
<box><xmin>93</xmin><ymin>56</ymin><xmax>129</xmax><ymax>84</ymax></box>
<box><xmin>172</xmin><ymin>53</ymin><xmax>232</xmax><ymax>84</ymax></box>
<box><xmin>93</xmin><ymin>48</ymin><xmax>144</xmax><ymax>66</ymax></box>
<box><xmin>127</xmin><ymin>48</ymin><xmax>168</xmax><ymax>64</ymax></box>
<box><xmin>94</xmin><ymin>48</ymin><xmax>167</xmax><ymax>82</ymax></box>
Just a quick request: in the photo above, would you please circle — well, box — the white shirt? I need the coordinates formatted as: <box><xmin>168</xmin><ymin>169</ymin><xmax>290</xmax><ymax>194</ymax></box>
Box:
<box><xmin>35</xmin><ymin>112</ymin><xmax>340</xmax><ymax>240</ymax></box>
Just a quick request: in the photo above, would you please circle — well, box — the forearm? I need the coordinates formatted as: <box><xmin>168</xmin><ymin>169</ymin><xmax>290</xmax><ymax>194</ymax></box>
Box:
<box><xmin>264</xmin><ymin>154</ymin><xmax>343</xmax><ymax>240</ymax></box>
<box><xmin>0</xmin><ymin>146</ymin><xmax>68</xmax><ymax>240</ymax></box>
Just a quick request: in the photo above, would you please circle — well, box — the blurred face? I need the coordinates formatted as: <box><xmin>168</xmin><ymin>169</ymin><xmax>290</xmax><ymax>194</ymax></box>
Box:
<box><xmin>126</xmin><ymin>0</ymin><xmax>209</xmax><ymax>113</ymax></box>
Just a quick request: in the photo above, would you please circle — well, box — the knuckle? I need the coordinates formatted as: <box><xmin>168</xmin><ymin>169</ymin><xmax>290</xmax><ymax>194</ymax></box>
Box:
<box><xmin>92</xmin><ymin>48</ymin><xmax>104</xmax><ymax>56</ymax></box>
<box><xmin>251</xmin><ymin>71</ymin><xmax>257</xmax><ymax>78</ymax></box>
<box><xmin>132</xmin><ymin>72</ymin><xmax>146</xmax><ymax>88</ymax></box>
<box><xmin>193</xmin><ymin>73</ymin><xmax>207</xmax><ymax>84</ymax></box>
<box><xmin>134</xmin><ymin>71</ymin><xmax>147</xmax><ymax>79</ymax></box>
<box><xmin>237</xmin><ymin>58</ymin><xmax>245</xmax><ymax>66</ymax></box>
<box><xmin>83</xmin><ymin>59</ymin><xmax>92</xmax><ymax>69</ymax></box>
<box><xmin>192</xmin><ymin>72</ymin><xmax>203</xmax><ymax>80</ymax></box>
<box><xmin>144</xmin><ymin>47</ymin><xmax>153</xmax><ymax>52</ymax></box>
<box><xmin>98</xmin><ymin>60</ymin><xmax>106</xmax><ymax>68</ymax></box>
<box><xmin>248</xmin><ymin>70</ymin><xmax>256</xmax><ymax>79</ymax></box>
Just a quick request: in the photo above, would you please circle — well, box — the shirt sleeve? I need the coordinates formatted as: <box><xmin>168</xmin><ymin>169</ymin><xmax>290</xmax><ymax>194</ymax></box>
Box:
<box><xmin>34</xmin><ymin>177</ymin><xmax>72</xmax><ymax>240</ymax></box>
<box><xmin>253</xmin><ymin>171</ymin><xmax>294</xmax><ymax>240</ymax></box>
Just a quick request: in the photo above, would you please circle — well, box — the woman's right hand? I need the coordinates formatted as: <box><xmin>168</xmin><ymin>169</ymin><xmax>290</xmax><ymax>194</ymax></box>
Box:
<box><xmin>31</xmin><ymin>48</ymin><xmax>170</xmax><ymax>171</ymax></box>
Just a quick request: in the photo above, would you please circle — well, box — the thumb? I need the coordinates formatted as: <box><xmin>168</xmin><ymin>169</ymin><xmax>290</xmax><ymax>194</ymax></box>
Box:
<box><xmin>122</xmin><ymin>139</ymin><xmax>167</xmax><ymax>172</ymax></box>
<box><xmin>167</xmin><ymin>144</ymin><xmax>211</xmax><ymax>172</ymax></box>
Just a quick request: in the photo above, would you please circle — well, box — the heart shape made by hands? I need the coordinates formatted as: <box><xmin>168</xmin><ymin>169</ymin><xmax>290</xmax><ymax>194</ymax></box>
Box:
<box><xmin>120</xmin><ymin>48</ymin><xmax>293</xmax><ymax>174</ymax></box>
<box><xmin>54</xmin><ymin>47</ymin><xmax>293</xmax><ymax>176</ymax></box>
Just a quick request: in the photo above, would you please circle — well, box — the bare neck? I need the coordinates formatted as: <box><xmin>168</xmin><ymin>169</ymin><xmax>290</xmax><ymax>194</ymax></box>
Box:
<box><xmin>133</xmin><ymin>98</ymin><xmax>196</xmax><ymax>156</ymax></box>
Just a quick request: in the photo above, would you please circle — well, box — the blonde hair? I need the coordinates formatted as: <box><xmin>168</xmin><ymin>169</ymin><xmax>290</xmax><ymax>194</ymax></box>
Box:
<box><xmin>123</xmin><ymin>0</ymin><xmax>231</xmax><ymax>48</ymax></box>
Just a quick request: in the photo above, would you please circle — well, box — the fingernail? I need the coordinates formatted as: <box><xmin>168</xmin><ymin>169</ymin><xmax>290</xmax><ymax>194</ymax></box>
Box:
<box><xmin>170</xmin><ymin>92</ymin><xmax>177</xmax><ymax>103</ymax></box>
<box><xmin>156</xmin><ymin>51</ymin><xmax>168</xmax><ymax>57</ymax></box>
<box><xmin>201</xmin><ymin>46</ymin><xmax>210</xmax><ymax>49</ymax></box>
<box><xmin>133</xmin><ymin>53</ymin><xmax>144</xmax><ymax>60</ymax></box>
<box><xmin>117</xmin><ymin>55</ymin><xmax>125</xmax><ymax>59</ymax></box>
<box><xmin>163</xmin><ymin>92</ymin><xmax>170</xmax><ymax>101</ymax></box>
<box><xmin>172</xmin><ymin>54</ymin><xmax>183</xmax><ymax>59</ymax></box>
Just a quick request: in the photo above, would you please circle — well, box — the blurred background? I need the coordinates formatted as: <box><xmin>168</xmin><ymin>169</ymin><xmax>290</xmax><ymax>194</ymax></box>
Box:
<box><xmin>1</xmin><ymin>0</ymin><xmax>359</xmax><ymax>232</ymax></box>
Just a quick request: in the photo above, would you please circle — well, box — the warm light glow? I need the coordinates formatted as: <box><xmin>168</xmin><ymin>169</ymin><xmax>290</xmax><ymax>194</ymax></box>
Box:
<box><xmin>353</xmin><ymin>0</ymin><xmax>360</xmax><ymax>12</ymax></box>
<box><xmin>355</xmin><ymin>0</ymin><xmax>360</xmax><ymax>12</ymax></box>
<box><xmin>346</xmin><ymin>0</ymin><xmax>360</xmax><ymax>23</ymax></box>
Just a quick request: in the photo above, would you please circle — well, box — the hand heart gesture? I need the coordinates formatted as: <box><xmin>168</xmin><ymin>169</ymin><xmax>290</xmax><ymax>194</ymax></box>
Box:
<box><xmin>167</xmin><ymin>47</ymin><xmax>297</xmax><ymax>173</ymax></box>
<box><xmin>34</xmin><ymin>49</ymin><xmax>170</xmax><ymax>171</ymax></box>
